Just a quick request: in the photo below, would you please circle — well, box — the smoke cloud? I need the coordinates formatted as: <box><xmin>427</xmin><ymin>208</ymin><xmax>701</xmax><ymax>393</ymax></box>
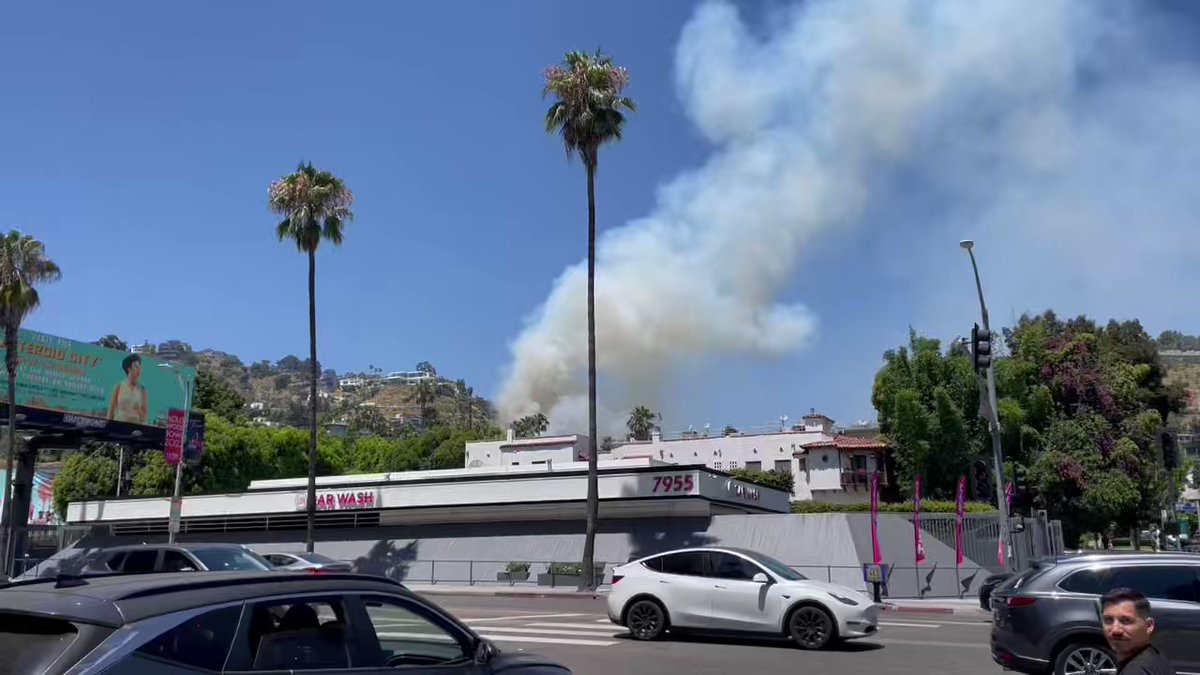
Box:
<box><xmin>498</xmin><ymin>0</ymin><xmax>1200</xmax><ymax>433</ymax></box>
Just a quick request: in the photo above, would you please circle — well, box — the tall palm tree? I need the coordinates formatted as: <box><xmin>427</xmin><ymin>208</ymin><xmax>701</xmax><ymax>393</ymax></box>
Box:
<box><xmin>0</xmin><ymin>231</ymin><xmax>60</xmax><ymax>574</ymax></box>
<box><xmin>269</xmin><ymin>162</ymin><xmax>354</xmax><ymax>554</ymax></box>
<box><xmin>543</xmin><ymin>49</ymin><xmax>636</xmax><ymax>590</ymax></box>
<box><xmin>626</xmin><ymin>405</ymin><xmax>660</xmax><ymax>441</ymax></box>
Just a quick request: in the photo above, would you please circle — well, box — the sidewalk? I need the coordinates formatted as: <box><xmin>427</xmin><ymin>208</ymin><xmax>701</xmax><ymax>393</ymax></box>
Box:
<box><xmin>407</xmin><ymin>583</ymin><xmax>990</xmax><ymax>616</ymax></box>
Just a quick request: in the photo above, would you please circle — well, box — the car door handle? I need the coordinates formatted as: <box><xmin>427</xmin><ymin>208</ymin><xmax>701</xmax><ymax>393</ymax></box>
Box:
<box><xmin>714</xmin><ymin>584</ymin><xmax>728</xmax><ymax>589</ymax></box>
<box><xmin>659</xmin><ymin>579</ymin><xmax>670</xmax><ymax>584</ymax></box>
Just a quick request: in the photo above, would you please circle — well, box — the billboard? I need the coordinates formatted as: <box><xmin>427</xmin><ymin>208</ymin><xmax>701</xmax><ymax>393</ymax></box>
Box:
<box><xmin>0</xmin><ymin>328</ymin><xmax>194</xmax><ymax>434</ymax></box>
<box><xmin>0</xmin><ymin>469</ymin><xmax>59</xmax><ymax>526</ymax></box>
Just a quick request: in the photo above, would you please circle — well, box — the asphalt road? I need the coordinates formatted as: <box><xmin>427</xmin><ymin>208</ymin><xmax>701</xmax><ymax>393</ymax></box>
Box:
<box><xmin>417</xmin><ymin>594</ymin><xmax>1004</xmax><ymax>675</ymax></box>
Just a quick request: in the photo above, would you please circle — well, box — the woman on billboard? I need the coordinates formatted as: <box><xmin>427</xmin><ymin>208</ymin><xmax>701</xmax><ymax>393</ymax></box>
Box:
<box><xmin>108</xmin><ymin>354</ymin><xmax>148</xmax><ymax>424</ymax></box>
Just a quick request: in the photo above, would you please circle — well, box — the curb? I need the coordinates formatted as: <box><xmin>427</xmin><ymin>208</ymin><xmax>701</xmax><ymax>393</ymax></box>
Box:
<box><xmin>410</xmin><ymin>588</ymin><xmax>607</xmax><ymax>600</ymax></box>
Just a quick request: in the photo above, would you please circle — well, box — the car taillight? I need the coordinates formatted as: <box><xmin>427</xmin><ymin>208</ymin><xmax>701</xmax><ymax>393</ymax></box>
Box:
<box><xmin>612</xmin><ymin>574</ymin><xmax>623</xmax><ymax>584</ymax></box>
<box><xmin>309</xmin><ymin>568</ymin><xmax>326</xmax><ymax>576</ymax></box>
<box><xmin>1007</xmin><ymin>596</ymin><xmax>1036</xmax><ymax>608</ymax></box>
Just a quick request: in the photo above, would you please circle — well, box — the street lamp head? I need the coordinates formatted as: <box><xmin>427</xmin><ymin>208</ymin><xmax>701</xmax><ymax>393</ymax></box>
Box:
<box><xmin>959</xmin><ymin>239</ymin><xmax>975</xmax><ymax>250</ymax></box>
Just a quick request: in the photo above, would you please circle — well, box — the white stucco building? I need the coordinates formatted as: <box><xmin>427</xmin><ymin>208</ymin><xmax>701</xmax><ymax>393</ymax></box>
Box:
<box><xmin>467</xmin><ymin>412</ymin><xmax>891</xmax><ymax>503</ymax></box>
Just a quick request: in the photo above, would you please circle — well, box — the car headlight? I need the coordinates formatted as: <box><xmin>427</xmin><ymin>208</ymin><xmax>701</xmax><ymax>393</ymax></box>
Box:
<box><xmin>828</xmin><ymin>592</ymin><xmax>860</xmax><ymax>606</ymax></box>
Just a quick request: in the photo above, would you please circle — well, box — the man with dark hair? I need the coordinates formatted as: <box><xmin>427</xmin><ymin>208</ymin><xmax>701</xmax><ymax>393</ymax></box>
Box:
<box><xmin>1101</xmin><ymin>587</ymin><xmax>1175</xmax><ymax>674</ymax></box>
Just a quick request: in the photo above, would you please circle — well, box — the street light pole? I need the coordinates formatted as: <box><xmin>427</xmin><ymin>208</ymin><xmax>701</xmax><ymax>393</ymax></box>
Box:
<box><xmin>160</xmin><ymin>364</ymin><xmax>192</xmax><ymax>545</ymax></box>
<box><xmin>959</xmin><ymin>239</ymin><xmax>1015</xmax><ymax>571</ymax></box>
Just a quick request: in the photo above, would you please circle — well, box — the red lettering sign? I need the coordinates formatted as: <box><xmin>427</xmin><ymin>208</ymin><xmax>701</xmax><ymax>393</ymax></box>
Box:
<box><xmin>651</xmin><ymin>475</ymin><xmax>695</xmax><ymax>493</ymax></box>
<box><xmin>296</xmin><ymin>490</ymin><xmax>378</xmax><ymax>512</ymax></box>
<box><xmin>164</xmin><ymin>409</ymin><xmax>186</xmax><ymax>466</ymax></box>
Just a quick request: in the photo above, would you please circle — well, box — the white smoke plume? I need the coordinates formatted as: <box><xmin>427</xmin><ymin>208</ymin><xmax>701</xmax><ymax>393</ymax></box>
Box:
<box><xmin>498</xmin><ymin>0</ymin><xmax>1200</xmax><ymax>433</ymax></box>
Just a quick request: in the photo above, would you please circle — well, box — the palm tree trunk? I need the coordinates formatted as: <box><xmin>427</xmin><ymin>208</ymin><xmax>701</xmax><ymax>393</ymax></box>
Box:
<box><xmin>1</xmin><ymin>326</ymin><xmax>17</xmax><ymax>577</ymax></box>
<box><xmin>305</xmin><ymin>248</ymin><xmax>318</xmax><ymax>554</ymax></box>
<box><xmin>581</xmin><ymin>159</ymin><xmax>599</xmax><ymax>591</ymax></box>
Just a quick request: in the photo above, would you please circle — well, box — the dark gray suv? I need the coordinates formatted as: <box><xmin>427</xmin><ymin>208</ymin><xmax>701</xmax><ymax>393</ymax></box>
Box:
<box><xmin>990</xmin><ymin>552</ymin><xmax>1200</xmax><ymax>675</ymax></box>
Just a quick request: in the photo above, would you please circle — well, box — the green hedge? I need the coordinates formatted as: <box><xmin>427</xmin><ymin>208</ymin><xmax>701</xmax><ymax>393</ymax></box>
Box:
<box><xmin>790</xmin><ymin>500</ymin><xmax>996</xmax><ymax>514</ymax></box>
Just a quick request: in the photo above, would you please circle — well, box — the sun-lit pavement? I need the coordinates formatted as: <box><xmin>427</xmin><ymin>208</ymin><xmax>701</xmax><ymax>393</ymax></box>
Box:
<box><xmin>419</xmin><ymin>593</ymin><xmax>1005</xmax><ymax>675</ymax></box>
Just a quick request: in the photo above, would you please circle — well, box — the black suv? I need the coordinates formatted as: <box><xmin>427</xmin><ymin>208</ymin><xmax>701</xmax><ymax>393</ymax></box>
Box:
<box><xmin>990</xmin><ymin>552</ymin><xmax>1200</xmax><ymax>675</ymax></box>
<box><xmin>0</xmin><ymin>571</ymin><xmax>571</xmax><ymax>674</ymax></box>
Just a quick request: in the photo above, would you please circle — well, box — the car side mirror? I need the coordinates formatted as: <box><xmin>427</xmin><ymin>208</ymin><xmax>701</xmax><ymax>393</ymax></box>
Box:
<box><xmin>474</xmin><ymin>638</ymin><xmax>497</xmax><ymax>665</ymax></box>
<box><xmin>753</xmin><ymin>572</ymin><xmax>770</xmax><ymax>584</ymax></box>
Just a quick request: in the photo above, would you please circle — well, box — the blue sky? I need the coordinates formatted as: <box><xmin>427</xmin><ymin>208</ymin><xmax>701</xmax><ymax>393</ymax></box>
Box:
<box><xmin>3</xmin><ymin>1</ymin><xmax>1200</xmax><ymax>435</ymax></box>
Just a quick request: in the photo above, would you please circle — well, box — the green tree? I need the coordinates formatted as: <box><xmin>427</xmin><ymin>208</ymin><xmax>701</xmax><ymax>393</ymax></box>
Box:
<box><xmin>414</xmin><ymin>380</ymin><xmax>437</xmax><ymax>423</ymax></box>
<box><xmin>195</xmin><ymin>369</ymin><xmax>246</xmax><ymax>421</ymax></box>
<box><xmin>415</xmin><ymin>361</ymin><xmax>437</xmax><ymax>377</ymax></box>
<box><xmin>626</xmin><ymin>406</ymin><xmax>659</xmax><ymax>441</ymax></box>
<box><xmin>513</xmin><ymin>413</ymin><xmax>548</xmax><ymax>438</ymax></box>
<box><xmin>52</xmin><ymin>451</ymin><xmax>118</xmax><ymax>518</ymax></box>
<box><xmin>872</xmin><ymin>330</ymin><xmax>984</xmax><ymax>498</ymax></box>
<box><xmin>729</xmin><ymin>469</ymin><xmax>795</xmax><ymax>494</ymax></box>
<box><xmin>0</xmin><ymin>231</ymin><xmax>60</xmax><ymax>572</ymax></box>
<box><xmin>544</xmin><ymin>49</ymin><xmax>636</xmax><ymax>590</ymax></box>
<box><xmin>94</xmin><ymin>334</ymin><xmax>128</xmax><ymax>352</ymax></box>
<box><xmin>269</xmin><ymin>161</ymin><xmax>355</xmax><ymax>554</ymax></box>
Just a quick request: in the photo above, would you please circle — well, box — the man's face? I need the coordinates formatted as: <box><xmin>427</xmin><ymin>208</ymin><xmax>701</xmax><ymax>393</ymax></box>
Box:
<box><xmin>1102</xmin><ymin>599</ymin><xmax>1154</xmax><ymax>660</ymax></box>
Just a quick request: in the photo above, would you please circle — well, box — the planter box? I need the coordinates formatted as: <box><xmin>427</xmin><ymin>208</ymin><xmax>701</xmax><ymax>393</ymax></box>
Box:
<box><xmin>496</xmin><ymin>571</ymin><xmax>530</xmax><ymax>582</ymax></box>
<box><xmin>536</xmin><ymin>572</ymin><xmax>605</xmax><ymax>587</ymax></box>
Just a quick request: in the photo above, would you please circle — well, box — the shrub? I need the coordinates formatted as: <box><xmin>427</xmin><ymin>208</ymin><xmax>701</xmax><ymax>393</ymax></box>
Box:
<box><xmin>728</xmin><ymin>468</ymin><xmax>795</xmax><ymax>493</ymax></box>
<box><xmin>790</xmin><ymin>500</ymin><xmax>996</xmax><ymax>514</ymax></box>
<box><xmin>548</xmin><ymin>562</ymin><xmax>583</xmax><ymax>576</ymax></box>
<box><xmin>505</xmin><ymin>562</ymin><xmax>530</xmax><ymax>575</ymax></box>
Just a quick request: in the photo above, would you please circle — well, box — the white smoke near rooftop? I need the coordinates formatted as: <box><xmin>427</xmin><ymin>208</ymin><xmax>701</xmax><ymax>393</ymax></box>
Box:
<box><xmin>498</xmin><ymin>0</ymin><xmax>1200</xmax><ymax>432</ymax></box>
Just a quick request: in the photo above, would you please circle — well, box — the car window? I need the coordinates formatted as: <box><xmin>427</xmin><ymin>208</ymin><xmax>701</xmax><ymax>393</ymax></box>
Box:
<box><xmin>131</xmin><ymin>604</ymin><xmax>242</xmax><ymax>672</ymax></box>
<box><xmin>123</xmin><ymin>549</ymin><xmax>160</xmax><ymax>573</ymax></box>
<box><xmin>263</xmin><ymin>554</ymin><xmax>290</xmax><ymax>566</ymax></box>
<box><xmin>241</xmin><ymin>598</ymin><xmax>350</xmax><ymax>671</ymax></box>
<box><xmin>360</xmin><ymin>596</ymin><xmax>469</xmax><ymax>668</ymax></box>
<box><xmin>297</xmin><ymin>553</ymin><xmax>339</xmax><ymax>565</ymax></box>
<box><xmin>189</xmin><ymin>548</ymin><xmax>272</xmax><ymax>571</ymax></box>
<box><xmin>741</xmin><ymin>550</ymin><xmax>806</xmax><ymax>581</ymax></box>
<box><xmin>1061</xmin><ymin>565</ymin><xmax>1200</xmax><ymax>602</ymax></box>
<box><xmin>708</xmin><ymin>552</ymin><xmax>762</xmax><ymax>580</ymax></box>
<box><xmin>104</xmin><ymin>551</ymin><xmax>128</xmax><ymax>571</ymax></box>
<box><xmin>640</xmin><ymin>556</ymin><xmax>664</xmax><ymax>572</ymax></box>
<box><xmin>162</xmin><ymin>550</ymin><xmax>198</xmax><ymax>572</ymax></box>
<box><xmin>659</xmin><ymin>552</ymin><xmax>707</xmax><ymax>576</ymax></box>
<box><xmin>0</xmin><ymin>613</ymin><xmax>79</xmax><ymax>675</ymax></box>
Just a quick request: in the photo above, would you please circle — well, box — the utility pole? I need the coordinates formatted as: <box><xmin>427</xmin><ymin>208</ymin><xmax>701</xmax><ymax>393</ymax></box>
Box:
<box><xmin>960</xmin><ymin>240</ymin><xmax>1015</xmax><ymax>572</ymax></box>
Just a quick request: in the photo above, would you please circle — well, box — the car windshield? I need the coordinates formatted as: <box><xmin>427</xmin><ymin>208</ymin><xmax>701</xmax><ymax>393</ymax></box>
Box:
<box><xmin>739</xmin><ymin>550</ymin><xmax>806</xmax><ymax>581</ymax></box>
<box><xmin>190</xmin><ymin>548</ymin><xmax>272</xmax><ymax>571</ymax></box>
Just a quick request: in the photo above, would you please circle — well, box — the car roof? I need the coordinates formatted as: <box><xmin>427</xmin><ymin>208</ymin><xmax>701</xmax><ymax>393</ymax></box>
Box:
<box><xmin>101</xmin><ymin>542</ymin><xmax>253</xmax><ymax>552</ymax></box>
<box><xmin>0</xmin><ymin>572</ymin><xmax>410</xmax><ymax>627</ymax></box>
<box><xmin>637</xmin><ymin>546</ymin><xmax>761</xmax><ymax>559</ymax></box>
<box><xmin>1055</xmin><ymin>551</ymin><xmax>1200</xmax><ymax>564</ymax></box>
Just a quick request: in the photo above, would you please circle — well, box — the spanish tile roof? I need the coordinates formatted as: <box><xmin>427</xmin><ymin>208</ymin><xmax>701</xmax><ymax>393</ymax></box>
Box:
<box><xmin>800</xmin><ymin>435</ymin><xmax>889</xmax><ymax>451</ymax></box>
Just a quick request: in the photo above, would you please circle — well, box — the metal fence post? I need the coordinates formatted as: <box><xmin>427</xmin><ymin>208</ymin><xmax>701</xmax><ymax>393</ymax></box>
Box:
<box><xmin>431</xmin><ymin>560</ymin><xmax>436</xmax><ymax>585</ymax></box>
<box><xmin>469</xmin><ymin>560</ymin><xmax>474</xmax><ymax>586</ymax></box>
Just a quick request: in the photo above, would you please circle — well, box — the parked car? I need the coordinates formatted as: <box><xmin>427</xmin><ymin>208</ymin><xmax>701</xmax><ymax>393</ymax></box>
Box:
<box><xmin>607</xmin><ymin>546</ymin><xmax>879</xmax><ymax>649</ymax></box>
<box><xmin>85</xmin><ymin>542</ymin><xmax>276</xmax><ymax>574</ymax></box>
<box><xmin>262</xmin><ymin>551</ymin><xmax>354</xmax><ymax>572</ymax></box>
<box><xmin>979</xmin><ymin>572</ymin><xmax>1013</xmax><ymax>610</ymax></box>
<box><xmin>0</xmin><ymin>570</ymin><xmax>571</xmax><ymax>674</ymax></box>
<box><xmin>990</xmin><ymin>551</ymin><xmax>1200</xmax><ymax>675</ymax></box>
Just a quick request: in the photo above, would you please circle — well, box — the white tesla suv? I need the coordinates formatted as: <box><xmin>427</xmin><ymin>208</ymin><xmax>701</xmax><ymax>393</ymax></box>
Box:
<box><xmin>607</xmin><ymin>547</ymin><xmax>880</xmax><ymax>649</ymax></box>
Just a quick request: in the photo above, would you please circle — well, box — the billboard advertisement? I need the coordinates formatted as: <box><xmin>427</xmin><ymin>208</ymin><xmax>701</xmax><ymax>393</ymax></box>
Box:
<box><xmin>0</xmin><ymin>328</ymin><xmax>194</xmax><ymax>433</ymax></box>
<box><xmin>0</xmin><ymin>469</ymin><xmax>59</xmax><ymax>526</ymax></box>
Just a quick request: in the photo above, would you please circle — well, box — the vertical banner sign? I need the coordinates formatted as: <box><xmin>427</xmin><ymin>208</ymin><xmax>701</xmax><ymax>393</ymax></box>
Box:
<box><xmin>164</xmin><ymin>408</ymin><xmax>185</xmax><ymax>466</ymax></box>
<box><xmin>998</xmin><ymin>481</ymin><xmax>1014</xmax><ymax>566</ymax></box>
<box><xmin>870</xmin><ymin>470</ymin><xmax>883</xmax><ymax>565</ymax></box>
<box><xmin>955</xmin><ymin>476</ymin><xmax>966</xmax><ymax>566</ymax></box>
<box><xmin>914</xmin><ymin>475</ymin><xmax>926</xmax><ymax>565</ymax></box>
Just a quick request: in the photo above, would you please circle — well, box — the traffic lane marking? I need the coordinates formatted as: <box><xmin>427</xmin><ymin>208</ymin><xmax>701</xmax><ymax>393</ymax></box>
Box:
<box><xmin>461</xmin><ymin>612</ymin><xmax>591</xmax><ymax>623</ymax></box>
<box><xmin>477</xmin><ymin>634</ymin><xmax>619</xmax><ymax>647</ymax></box>
<box><xmin>869</xmin><ymin>637</ymin><xmax>989</xmax><ymax>650</ymax></box>
<box><xmin>520</xmin><ymin>622</ymin><xmax>627</xmax><ymax>632</ymax></box>
<box><xmin>475</xmin><ymin>626</ymin><xmax>623</xmax><ymax>638</ymax></box>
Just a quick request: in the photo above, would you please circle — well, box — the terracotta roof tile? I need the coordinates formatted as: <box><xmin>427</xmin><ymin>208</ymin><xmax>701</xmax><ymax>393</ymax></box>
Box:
<box><xmin>799</xmin><ymin>435</ymin><xmax>889</xmax><ymax>451</ymax></box>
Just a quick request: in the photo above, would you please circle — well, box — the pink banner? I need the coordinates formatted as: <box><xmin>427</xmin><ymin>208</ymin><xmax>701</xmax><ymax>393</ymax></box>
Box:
<box><xmin>955</xmin><ymin>476</ymin><xmax>966</xmax><ymax>566</ymax></box>
<box><xmin>914</xmin><ymin>475</ymin><xmax>926</xmax><ymax>565</ymax></box>
<box><xmin>870</xmin><ymin>470</ymin><xmax>882</xmax><ymax>565</ymax></box>
<box><xmin>164</xmin><ymin>408</ymin><xmax>185</xmax><ymax>466</ymax></box>
<box><xmin>999</xmin><ymin>481</ymin><xmax>1014</xmax><ymax>567</ymax></box>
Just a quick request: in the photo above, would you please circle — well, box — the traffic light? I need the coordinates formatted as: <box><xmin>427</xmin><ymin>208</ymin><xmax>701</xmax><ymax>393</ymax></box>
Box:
<box><xmin>973</xmin><ymin>460</ymin><xmax>991</xmax><ymax>500</ymax></box>
<box><xmin>1162</xmin><ymin>430</ymin><xmax>1178</xmax><ymax>469</ymax></box>
<box><xmin>1012</xmin><ymin>464</ymin><xmax>1028</xmax><ymax>512</ymax></box>
<box><xmin>971</xmin><ymin>323</ymin><xmax>991</xmax><ymax>374</ymax></box>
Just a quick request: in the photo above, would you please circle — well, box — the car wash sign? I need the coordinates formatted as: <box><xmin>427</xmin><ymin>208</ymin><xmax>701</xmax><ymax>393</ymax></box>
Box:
<box><xmin>295</xmin><ymin>489</ymin><xmax>379</xmax><ymax>512</ymax></box>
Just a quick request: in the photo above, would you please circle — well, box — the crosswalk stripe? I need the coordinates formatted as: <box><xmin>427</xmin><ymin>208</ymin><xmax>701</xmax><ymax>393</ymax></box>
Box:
<box><xmin>478</xmin><ymin>634</ymin><xmax>618</xmax><ymax>647</ymax></box>
<box><xmin>880</xmin><ymin>621</ymin><xmax>941</xmax><ymax>628</ymax></box>
<box><xmin>476</xmin><ymin>626</ymin><xmax>622</xmax><ymax>638</ymax></box>
<box><xmin>464</xmin><ymin>613</ymin><xmax>588</xmax><ymax>623</ymax></box>
<box><xmin>520</xmin><ymin>622</ymin><xmax>625</xmax><ymax>632</ymax></box>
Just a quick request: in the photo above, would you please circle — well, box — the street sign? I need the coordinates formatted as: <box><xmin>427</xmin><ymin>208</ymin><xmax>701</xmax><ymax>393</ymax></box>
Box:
<box><xmin>164</xmin><ymin>408</ymin><xmax>185</xmax><ymax>466</ymax></box>
<box><xmin>168</xmin><ymin>497</ymin><xmax>182</xmax><ymax>534</ymax></box>
<box><xmin>862</xmin><ymin>563</ymin><xmax>887</xmax><ymax>585</ymax></box>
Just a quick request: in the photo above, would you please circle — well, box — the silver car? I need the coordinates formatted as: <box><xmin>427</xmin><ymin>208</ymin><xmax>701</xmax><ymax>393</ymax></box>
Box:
<box><xmin>262</xmin><ymin>551</ymin><xmax>354</xmax><ymax>572</ymax></box>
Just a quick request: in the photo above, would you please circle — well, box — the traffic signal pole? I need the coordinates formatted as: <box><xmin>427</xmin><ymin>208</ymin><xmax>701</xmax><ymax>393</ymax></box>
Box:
<box><xmin>961</xmin><ymin>241</ymin><xmax>1016</xmax><ymax>572</ymax></box>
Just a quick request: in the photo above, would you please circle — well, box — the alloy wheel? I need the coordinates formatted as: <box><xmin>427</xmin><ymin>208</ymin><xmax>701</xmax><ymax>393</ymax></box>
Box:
<box><xmin>789</xmin><ymin>606</ymin><xmax>833</xmax><ymax>649</ymax></box>
<box><xmin>1061</xmin><ymin>645</ymin><xmax>1116</xmax><ymax>675</ymax></box>
<box><xmin>627</xmin><ymin>601</ymin><xmax>664</xmax><ymax>640</ymax></box>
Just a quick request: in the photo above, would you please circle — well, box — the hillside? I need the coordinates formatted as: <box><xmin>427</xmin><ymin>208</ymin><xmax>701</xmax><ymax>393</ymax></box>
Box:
<box><xmin>106</xmin><ymin>337</ymin><xmax>494</xmax><ymax>430</ymax></box>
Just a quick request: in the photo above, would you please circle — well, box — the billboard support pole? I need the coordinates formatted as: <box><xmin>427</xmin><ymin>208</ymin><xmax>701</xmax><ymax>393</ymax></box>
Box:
<box><xmin>163</xmin><ymin>367</ymin><xmax>192</xmax><ymax>545</ymax></box>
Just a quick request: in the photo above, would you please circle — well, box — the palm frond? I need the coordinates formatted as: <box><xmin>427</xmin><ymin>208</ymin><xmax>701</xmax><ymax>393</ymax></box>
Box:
<box><xmin>269</xmin><ymin>163</ymin><xmax>354</xmax><ymax>253</ymax></box>
<box><xmin>542</xmin><ymin>49</ymin><xmax>636</xmax><ymax>165</ymax></box>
